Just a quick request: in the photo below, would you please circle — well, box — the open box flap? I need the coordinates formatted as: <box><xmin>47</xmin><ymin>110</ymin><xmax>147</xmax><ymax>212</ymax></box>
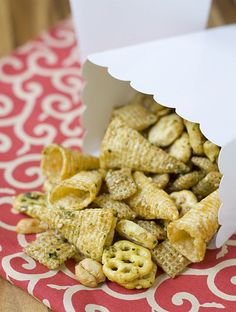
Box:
<box><xmin>82</xmin><ymin>24</ymin><xmax>236</xmax><ymax>247</ymax></box>
<box><xmin>70</xmin><ymin>0</ymin><xmax>211</xmax><ymax>62</ymax></box>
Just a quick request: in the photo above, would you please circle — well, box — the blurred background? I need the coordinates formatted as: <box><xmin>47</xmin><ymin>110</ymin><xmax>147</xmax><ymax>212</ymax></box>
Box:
<box><xmin>0</xmin><ymin>0</ymin><xmax>236</xmax><ymax>58</ymax></box>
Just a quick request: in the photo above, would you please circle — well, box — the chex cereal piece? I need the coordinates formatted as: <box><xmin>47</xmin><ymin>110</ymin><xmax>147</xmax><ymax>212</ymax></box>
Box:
<box><xmin>148</xmin><ymin>113</ymin><xmax>184</xmax><ymax>147</ymax></box>
<box><xmin>41</xmin><ymin>144</ymin><xmax>99</xmax><ymax>183</ymax></box>
<box><xmin>151</xmin><ymin>173</ymin><xmax>170</xmax><ymax>189</ymax></box>
<box><xmin>93</xmin><ymin>194</ymin><xmax>136</xmax><ymax>220</ymax></box>
<box><xmin>184</xmin><ymin>120</ymin><xmax>205</xmax><ymax>155</ymax></box>
<box><xmin>13</xmin><ymin>192</ymin><xmax>48</xmax><ymax>220</ymax></box>
<box><xmin>168</xmin><ymin>132</ymin><xmax>192</xmax><ymax>163</ymax></box>
<box><xmin>100</xmin><ymin>118</ymin><xmax>189</xmax><ymax>174</ymax></box>
<box><xmin>192</xmin><ymin>171</ymin><xmax>222</xmax><ymax>199</ymax></box>
<box><xmin>116</xmin><ymin>220</ymin><xmax>158</xmax><ymax>249</ymax></box>
<box><xmin>102</xmin><ymin>240</ymin><xmax>154</xmax><ymax>284</ymax></box>
<box><xmin>168</xmin><ymin>171</ymin><xmax>205</xmax><ymax>192</ymax></box>
<box><xmin>128</xmin><ymin>172</ymin><xmax>179</xmax><ymax>221</ymax></box>
<box><xmin>49</xmin><ymin>170</ymin><xmax>103</xmax><ymax>210</ymax></box>
<box><xmin>167</xmin><ymin>190</ymin><xmax>220</xmax><ymax>262</ymax></box>
<box><xmin>191</xmin><ymin>156</ymin><xmax>218</xmax><ymax>173</ymax></box>
<box><xmin>120</xmin><ymin>263</ymin><xmax>157</xmax><ymax>289</ymax></box>
<box><xmin>170</xmin><ymin>190</ymin><xmax>198</xmax><ymax>217</ymax></box>
<box><xmin>112</xmin><ymin>103</ymin><xmax>157</xmax><ymax>131</ymax></box>
<box><xmin>24</xmin><ymin>231</ymin><xmax>76</xmax><ymax>270</ymax></box>
<box><xmin>136</xmin><ymin>220</ymin><xmax>167</xmax><ymax>240</ymax></box>
<box><xmin>105</xmin><ymin>168</ymin><xmax>137</xmax><ymax>200</ymax></box>
<box><xmin>203</xmin><ymin>140</ymin><xmax>220</xmax><ymax>163</ymax></box>
<box><xmin>152</xmin><ymin>240</ymin><xmax>190</xmax><ymax>278</ymax></box>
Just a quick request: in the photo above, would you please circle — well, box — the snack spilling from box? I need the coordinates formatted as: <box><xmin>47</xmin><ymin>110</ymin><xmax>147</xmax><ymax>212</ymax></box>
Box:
<box><xmin>12</xmin><ymin>93</ymin><xmax>222</xmax><ymax>289</ymax></box>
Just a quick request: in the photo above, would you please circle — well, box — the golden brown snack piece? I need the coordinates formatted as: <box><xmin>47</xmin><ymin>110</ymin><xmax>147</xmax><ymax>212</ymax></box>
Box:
<box><xmin>170</xmin><ymin>190</ymin><xmax>198</xmax><ymax>217</ymax></box>
<box><xmin>105</xmin><ymin>168</ymin><xmax>137</xmax><ymax>200</ymax></box>
<box><xmin>41</xmin><ymin>144</ymin><xmax>99</xmax><ymax>183</ymax></box>
<box><xmin>49</xmin><ymin>170</ymin><xmax>102</xmax><ymax>211</ymax></box>
<box><xmin>128</xmin><ymin>172</ymin><xmax>179</xmax><ymax>221</ymax></box>
<box><xmin>168</xmin><ymin>171</ymin><xmax>205</xmax><ymax>192</ymax></box>
<box><xmin>167</xmin><ymin>190</ymin><xmax>220</xmax><ymax>262</ymax></box>
<box><xmin>16</xmin><ymin>218</ymin><xmax>48</xmax><ymax>234</ymax></box>
<box><xmin>24</xmin><ymin>231</ymin><xmax>76</xmax><ymax>270</ymax></box>
<box><xmin>136</xmin><ymin>220</ymin><xmax>167</xmax><ymax>240</ymax></box>
<box><xmin>120</xmin><ymin>263</ymin><xmax>157</xmax><ymax>289</ymax></box>
<box><xmin>75</xmin><ymin>258</ymin><xmax>106</xmax><ymax>287</ymax></box>
<box><xmin>192</xmin><ymin>171</ymin><xmax>222</xmax><ymax>199</ymax></box>
<box><xmin>203</xmin><ymin>140</ymin><xmax>220</xmax><ymax>163</ymax></box>
<box><xmin>168</xmin><ymin>132</ymin><xmax>192</xmax><ymax>163</ymax></box>
<box><xmin>43</xmin><ymin>180</ymin><xmax>55</xmax><ymax>194</ymax></box>
<box><xmin>184</xmin><ymin>120</ymin><xmax>205</xmax><ymax>155</ymax></box>
<box><xmin>148</xmin><ymin>113</ymin><xmax>184</xmax><ymax>147</ymax></box>
<box><xmin>93</xmin><ymin>194</ymin><xmax>136</xmax><ymax>220</ymax></box>
<box><xmin>112</xmin><ymin>103</ymin><xmax>157</xmax><ymax>131</ymax></box>
<box><xmin>100</xmin><ymin>118</ymin><xmax>189</xmax><ymax>174</ymax></box>
<box><xmin>191</xmin><ymin>156</ymin><xmax>218</xmax><ymax>173</ymax></box>
<box><xmin>151</xmin><ymin>173</ymin><xmax>170</xmax><ymax>189</ymax></box>
<box><xmin>152</xmin><ymin>240</ymin><xmax>190</xmax><ymax>278</ymax></box>
<box><xmin>116</xmin><ymin>220</ymin><xmax>158</xmax><ymax>249</ymax></box>
<box><xmin>13</xmin><ymin>192</ymin><xmax>48</xmax><ymax>220</ymax></box>
<box><xmin>102</xmin><ymin>240</ymin><xmax>154</xmax><ymax>284</ymax></box>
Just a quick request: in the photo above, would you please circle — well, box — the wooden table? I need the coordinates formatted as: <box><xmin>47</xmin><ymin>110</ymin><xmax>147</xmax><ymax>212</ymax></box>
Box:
<box><xmin>1</xmin><ymin>1</ymin><xmax>236</xmax><ymax>311</ymax></box>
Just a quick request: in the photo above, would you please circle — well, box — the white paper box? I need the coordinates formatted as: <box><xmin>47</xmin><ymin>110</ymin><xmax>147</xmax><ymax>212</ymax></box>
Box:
<box><xmin>70</xmin><ymin>0</ymin><xmax>211</xmax><ymax>61</ymax></box>
<box><xmin>82</xmin><ymin>24</ymin><xmax>236</xmax><ymax>248</ymax></box>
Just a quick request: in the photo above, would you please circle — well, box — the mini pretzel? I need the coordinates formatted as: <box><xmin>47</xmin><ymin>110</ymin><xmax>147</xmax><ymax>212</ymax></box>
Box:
<box><xmin>102</xmin><ymin>240</ymin><xmax>153</xmax><ymax>284</ymax></box>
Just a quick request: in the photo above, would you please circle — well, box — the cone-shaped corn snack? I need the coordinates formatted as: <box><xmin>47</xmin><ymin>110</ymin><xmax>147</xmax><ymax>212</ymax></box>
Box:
<box><xmin>105</xmin><ymin>168</ymin><xmax>137</xmax><ymax>200</ymax></box>
<box><xmin>13</xmin><ymin>192</ymin><xmax>48</xmax><ymax>220</ymax></box>
<box><xmin>168</xmin><ymin>171</ymin><xmax>205</xmax><ymax>192</ymax></box>
<box><xmin>203</xmin><ymin>140</ymin><xmax>220</xmax><ymax>163</ymax></box>
<box><xmin>49</xmin><ymin>170</ymin><xmax>102</xmax><ymax>211</ymax></box>
<box><xmin>167</xmin><ymin>190</ymin><xmax>220</xmax><ymax>262</ymax></box>
<box><xmin>127</xmin><ymin>172</ymin><xmax>179</xmax><ymax>220</ymax></box>
<box><xmin>170</xmin><ymin>190</ymin><xmax>198</xmax><ymax>217</ymax></box>
<box><xmin>112</xmin><ymin>103</ymin><xmax>157</xmax><ymax>131</ymax></box>
<box><xmin>93</xmin><ymin>194</ymin><xmax>136</xmax><ymax>220</ymax></box>
<box><xmin>24</xmin><ymin>231</ymin><xmax>76</xmax><ymax>270</ymax></box>
<box><xmin>151</xmin><ymin>173</ymin><xmax>170</xmax><ymax>189</ymax></box>
<box><xmin>44</xmin><ymin>207</ymin><xmax>117</xmax><ymax>262</ymax></box>
<box><xmin>184</xmin><ymin>120</ymin><xmax>205</xmax><ymax>155</ymax></box>
<box><xmin>41</xmin><ymin>144</ymin><xmax>99</xmax><ymax>183</ymax></box>
<box><xmin>116</xmin><ymin>220</ymin><xmax>158</xmax><ymax>249</ymax></box>
<box><xmin>100</xmin><ymin>118</ymin><xmax>189</xmax><ymax>174</ymax></box>
<box><xmin>192</xmin><ymin>171</ymin><xmax>222</xmax><ymax>199</ymax></box>
<box><xmin>152</xmin><ymin>240</ymin><xmax>190</xmax><ymax>278</ymax></box>
<box><xmin>148</xmin><ymin>113</ymin><xmax>184</xmax><ymax>147</ymax></box>
<box><xmin>191</xmin><ymin>156</ymin><xmax>218</xmax><ymax>173</ymax></box>
<box><xmin>168</xmin><ymin>132</ymin><xmax>192</xmax><ymax>163</ymax></box>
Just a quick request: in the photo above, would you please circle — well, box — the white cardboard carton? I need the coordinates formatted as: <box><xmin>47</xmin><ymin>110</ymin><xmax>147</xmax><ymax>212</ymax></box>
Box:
<box><xmin>70</xmin><ymin>0</ymin><xmax>211</xmax><ymax>61</ymax></box>
<box><xmin>82</xmin><ymin>24</ymin><xmax>236</xmax><ymax>248</ymax></box>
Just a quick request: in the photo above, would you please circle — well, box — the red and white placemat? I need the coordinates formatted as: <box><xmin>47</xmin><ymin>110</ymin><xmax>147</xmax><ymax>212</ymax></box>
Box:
<box><xmin>0</xmin><ymin>19</ymin><xmax>236</xmax><ymax>312</ymax></box>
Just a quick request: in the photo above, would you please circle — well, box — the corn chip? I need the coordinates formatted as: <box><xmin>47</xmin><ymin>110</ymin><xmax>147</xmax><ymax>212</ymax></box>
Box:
<box><xmin>100</xmin><ymin>118</ymin><xmax>189</xmax><ymax>174</ymax></box>
<box><xmin>168</xmin><ymin>171</ymin><xmax>205</xmax><ymax>192</ymax></box>
<box><xmin>167</xmin><ymin>190</ymin><xmax>220</xmax><ymax>262</ymax></box>
<box><xmin>192</xmin><ymin>171</ymin><xmax>222</xmax><ymax>199</ymax></box>
<box><xmin>127</xmin><ymin>172</ymin><xmax>179</xmax><ymax>220</ymax></box>
<box><xmin>184</xmin><ymin>120</ymin><xmax>205</xmax><ymax>155</ymax></box>
<box><xmin>191</xmin><ymin>156</ymin><xmax>218</xmax><ymax>173</ymax></box>
<box><xmin>41</xmin><ymin>144</ymin><xmax>99</xmax><ymax>183</ymax></box>
<box><xmin>49</xmin><ymin>170</ymin><xmax>102</xmax><ymax>210</ymax></box>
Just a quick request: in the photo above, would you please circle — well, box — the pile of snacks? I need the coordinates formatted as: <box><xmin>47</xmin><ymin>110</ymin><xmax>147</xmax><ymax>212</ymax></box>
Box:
<box><xmin>13</xmin><ymin>93</ymin><xmax>222</xmax><ymax>289</ymax></box>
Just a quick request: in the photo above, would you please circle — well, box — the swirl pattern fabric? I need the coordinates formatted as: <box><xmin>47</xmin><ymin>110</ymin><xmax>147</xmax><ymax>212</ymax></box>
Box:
<box><xmin>0</xmin><ymin>19</ymin><xmax>236</xmax><ymax>312</ymax></box>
